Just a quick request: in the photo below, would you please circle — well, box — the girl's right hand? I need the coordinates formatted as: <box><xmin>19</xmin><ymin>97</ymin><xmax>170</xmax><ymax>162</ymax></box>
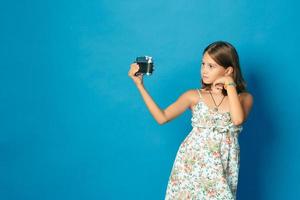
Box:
<box><xmin>128</xmin><ymin>63</ymin><xmax>144</xmax><ymax>86</ymax></box>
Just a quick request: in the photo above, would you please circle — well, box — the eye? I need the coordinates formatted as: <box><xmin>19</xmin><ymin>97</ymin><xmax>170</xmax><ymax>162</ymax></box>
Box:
<box><xmin>209</xmin><ymin>64</ymin><xmax>216</xmax><ymax>69</ymax></box>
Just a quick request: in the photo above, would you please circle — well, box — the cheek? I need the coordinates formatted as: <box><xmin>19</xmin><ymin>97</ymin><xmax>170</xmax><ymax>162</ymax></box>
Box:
<box><xmin>214</xmin><ymin>69</ymin><xmax>225</xmax><ymax>77</ymax></box>
<box><xmin>209</xmin><ymin>70</ymin><xmax>219</xmax><ymax>77</ymax></box>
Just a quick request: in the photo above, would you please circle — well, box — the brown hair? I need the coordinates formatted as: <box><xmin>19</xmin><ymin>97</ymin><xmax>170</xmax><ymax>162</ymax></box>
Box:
<box><xmin>201</xmin><ymin>41</ymin><xmax>247</xmax><ymax>95</ymax></box>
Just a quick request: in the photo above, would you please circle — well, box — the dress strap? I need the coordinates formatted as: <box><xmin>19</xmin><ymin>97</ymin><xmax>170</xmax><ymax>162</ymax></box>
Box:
<box><xmin>197</xmin><ymin>89</ymin><xmax>202</xmax><ymax>99</ymax></box>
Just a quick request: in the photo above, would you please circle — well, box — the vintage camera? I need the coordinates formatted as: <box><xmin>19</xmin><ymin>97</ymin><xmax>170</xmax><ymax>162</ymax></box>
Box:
<box><xmin>134</xmin><ymin>56</ymin><xmax>154</xmax><ymax>76</ymax></box>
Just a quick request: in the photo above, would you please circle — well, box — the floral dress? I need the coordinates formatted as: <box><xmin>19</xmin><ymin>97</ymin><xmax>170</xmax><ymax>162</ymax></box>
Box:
<box><xmin>164</xmin><ymin>89</ymin><xmax>243</xmax><ymax>200</ymax></box>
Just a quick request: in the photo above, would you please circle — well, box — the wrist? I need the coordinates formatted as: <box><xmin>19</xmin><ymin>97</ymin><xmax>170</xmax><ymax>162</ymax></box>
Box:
<box><xmin>224</xmin><ymin>80</ymin><xmax>236</xmax><ymax>90</ymax></box>
<box><xmin>136</xmin><ymin>83</ymin><xmax>144</xmax><ymax>88</ymax></box>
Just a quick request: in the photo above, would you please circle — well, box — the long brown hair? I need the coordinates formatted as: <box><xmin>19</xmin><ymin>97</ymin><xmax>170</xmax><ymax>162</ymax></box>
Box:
<box><xmin>201</xmin><ymin>41</ymin><xmax>247</xmax><ymax>95</ymax></box>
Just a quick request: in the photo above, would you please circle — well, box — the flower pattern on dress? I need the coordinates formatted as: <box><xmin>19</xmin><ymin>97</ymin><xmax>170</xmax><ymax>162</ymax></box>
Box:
<box><xmin>165</xmin><ymin>89</ymin><xmax>243</xmax><ymax>200</ymax></box>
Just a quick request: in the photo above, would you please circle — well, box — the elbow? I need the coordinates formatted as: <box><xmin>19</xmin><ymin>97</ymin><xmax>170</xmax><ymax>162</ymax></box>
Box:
<box><xmin>158</xmin><ymin>119</ymin><xmax>167</xmax><ymax>125</ymax></box>
<box><xmin>232</xmin><ymin>118</ymin><xmax>244</xmax><ymax>126</ymax></box>
<box><xmin>158</xmin><ymin>117</ymin><xmax>168</xmax><ymax>125</ymax></box>
<box><xmin>158</xmin><ymin>112</ymin><xmax>168</xmax><ymax>125</ymax></box>
<box><xmin>232</xmin><ymin>112</ymin><xmax>245</xmax><ymax>126</ymax></box>
<box><xmin>158</xmin><ymin>121</ymin><xmax>164</xmax><ymax>125</ymax></box>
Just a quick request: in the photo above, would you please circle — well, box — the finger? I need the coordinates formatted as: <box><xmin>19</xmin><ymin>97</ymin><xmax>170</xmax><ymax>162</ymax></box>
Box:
<box><xmin>133</xmin><ymin>63</ymin><xmax>139</xmax><ymax>68</ymax></box>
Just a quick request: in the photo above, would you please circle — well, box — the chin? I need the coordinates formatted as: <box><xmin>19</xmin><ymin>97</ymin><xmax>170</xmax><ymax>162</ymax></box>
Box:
<box><xmin>202</xmin><ymin>79</ymin><xmax>212</xmax><ymax>84</ymax></box>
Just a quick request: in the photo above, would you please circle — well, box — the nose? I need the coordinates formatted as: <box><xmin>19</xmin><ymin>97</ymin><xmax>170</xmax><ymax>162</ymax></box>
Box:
<box><xmin>201</xmin><ymin>68</ymin><xmax>208</xmax><ymax>75</ymax></box>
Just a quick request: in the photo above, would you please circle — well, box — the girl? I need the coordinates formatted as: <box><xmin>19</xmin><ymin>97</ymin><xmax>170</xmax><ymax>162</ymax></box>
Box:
<box><xmin>128</xmin><ymin>41</ymin><xmax>253</xmax><ymax>200</ymax></box>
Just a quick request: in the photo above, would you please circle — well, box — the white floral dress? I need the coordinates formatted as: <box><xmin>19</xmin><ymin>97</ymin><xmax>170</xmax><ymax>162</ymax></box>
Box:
<box><xmin>164</xmin><ymin>89</ymin><xmax>243</xmax><ymax>200</ymax></box>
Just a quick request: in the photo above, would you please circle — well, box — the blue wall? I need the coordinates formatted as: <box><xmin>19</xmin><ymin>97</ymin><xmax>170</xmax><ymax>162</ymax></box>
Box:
<box><xmin>1</xmin><ymin>0</ymin><xmax>300</xmax><ymax>199</ymax></box>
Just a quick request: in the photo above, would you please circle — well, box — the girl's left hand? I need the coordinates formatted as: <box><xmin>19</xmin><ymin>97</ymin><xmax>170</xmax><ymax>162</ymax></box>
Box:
<box><xmin>212</xmin><ymin>76</ymin><xmax>234</xmax><ymax>90</ymax></box>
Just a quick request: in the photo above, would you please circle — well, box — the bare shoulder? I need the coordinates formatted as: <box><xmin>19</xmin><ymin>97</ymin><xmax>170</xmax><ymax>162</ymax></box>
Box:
<box><xmin>237</xmin><ymin>92</ymin><xmax>254</xmax><ymax>120</ymax></box>
<box><xmin>182</xmin><ymin>89</ymin><xmax>203</xmax><ymax>110</ymax></box>
<box><xmin>239</xmin><ymin>92</ymin><xmax>254</xmax><ymax>112</ymax></box>
<box><xmin>186</xmin><ymin>88</ymin><xmax>203</xmax><ymax>98</ymax></box>
<box><xmin>239</xmin><ymin>92</ymin><xmax>254</xmax><ymax>102</ymax></box>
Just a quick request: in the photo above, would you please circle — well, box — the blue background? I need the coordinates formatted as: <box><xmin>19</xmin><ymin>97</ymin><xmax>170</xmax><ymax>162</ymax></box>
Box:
<box><xmin>1</xmin><ymin>0</ymin><xmax>300</xmax><ymax>199</ymax></box>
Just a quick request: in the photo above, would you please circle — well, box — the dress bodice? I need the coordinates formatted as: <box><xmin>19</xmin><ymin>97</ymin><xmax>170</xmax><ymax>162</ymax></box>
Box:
<box><xmin>191</xmin><ymin>89</ymin><xmax>243</xmax><ymax>135</ymax></box>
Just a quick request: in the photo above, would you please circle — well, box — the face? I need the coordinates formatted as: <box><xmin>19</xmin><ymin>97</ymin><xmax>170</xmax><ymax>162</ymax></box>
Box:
<box><xmin>201</xmin><ymin>52</ymin><xmax>230</xmax><ymax>84</ymax></box>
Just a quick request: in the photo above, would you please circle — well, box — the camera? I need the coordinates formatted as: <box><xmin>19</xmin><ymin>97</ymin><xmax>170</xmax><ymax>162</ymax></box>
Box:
<box><xmin>134</xmin><ymin>56</ymin><xmax>154</xmax><ymax>76</ymax></box>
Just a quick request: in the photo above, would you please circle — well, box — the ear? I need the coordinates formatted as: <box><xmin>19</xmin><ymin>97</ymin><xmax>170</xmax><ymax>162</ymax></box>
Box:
<box><xmin>225</xmin><ymin>66</ymin><xmax>234</xmax><ymax>76</ymax></box>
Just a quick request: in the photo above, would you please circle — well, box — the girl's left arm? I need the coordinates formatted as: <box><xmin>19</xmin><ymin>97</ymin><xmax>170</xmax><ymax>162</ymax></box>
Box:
<box><xmin>225</xmin><ymin>77</ymin><xmax>254</xmax><ymax>126</ymax></box>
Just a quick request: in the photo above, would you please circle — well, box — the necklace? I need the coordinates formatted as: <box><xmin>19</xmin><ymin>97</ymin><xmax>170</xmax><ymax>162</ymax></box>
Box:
<box><xmin>208</xmin><ymin>90</ymin><xmax>225</xmax><ymax>112</ymax></box>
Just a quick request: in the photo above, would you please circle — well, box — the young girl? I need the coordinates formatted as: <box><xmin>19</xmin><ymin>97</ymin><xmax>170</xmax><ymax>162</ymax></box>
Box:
<box><xmin>128</xmin><ymin>41</ymin><xmax>253</xmax><ymax>200</ymax></box>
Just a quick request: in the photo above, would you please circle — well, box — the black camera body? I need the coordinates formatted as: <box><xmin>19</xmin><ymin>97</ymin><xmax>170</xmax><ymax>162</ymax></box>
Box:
<box><xmin>134</xmin><ymin>56</ymin><xmax>154</xmax><ymax>76</ymax></box>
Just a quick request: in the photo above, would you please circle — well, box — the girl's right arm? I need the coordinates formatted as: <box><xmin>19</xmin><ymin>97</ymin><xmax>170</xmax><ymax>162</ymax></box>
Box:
<box><xmin>128</xmin><ymin>63</ymin><xmax>193</xmax><ymax>125</ymax></box>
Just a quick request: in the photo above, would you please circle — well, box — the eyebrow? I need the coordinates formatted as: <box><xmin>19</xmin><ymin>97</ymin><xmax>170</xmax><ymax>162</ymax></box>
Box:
<box><xmin>201</xmin><ymin>61</ymin><xmax>218</xmax><ymax>66</ymax></box>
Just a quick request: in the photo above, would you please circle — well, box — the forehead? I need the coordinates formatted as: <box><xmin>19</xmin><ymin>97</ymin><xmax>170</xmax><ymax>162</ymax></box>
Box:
<box><xmin>202</xmin><ymin>52</ymin><xmax>218</xmax><ymax>65</ymax></box>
